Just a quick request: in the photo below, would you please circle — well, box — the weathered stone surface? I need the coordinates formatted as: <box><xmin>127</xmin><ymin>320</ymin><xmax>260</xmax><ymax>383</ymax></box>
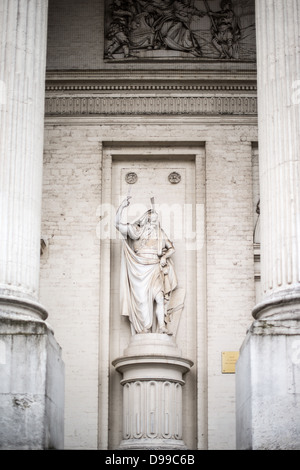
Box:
<box><xmin>0</xmin><ymin>319</ymin><xmax>64</xmax><ymax>450</ymax></box>
<box><xmin>236</xmin><ymin>320</ymin><xmax>300</xmax><ymax>450</ymax></box>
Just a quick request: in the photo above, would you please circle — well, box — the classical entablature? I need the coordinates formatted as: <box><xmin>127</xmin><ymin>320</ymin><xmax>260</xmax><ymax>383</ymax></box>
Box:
<box><xmin>45</xmin><ymin>71</ymin><xmax>257</xmax><ymax>120</ymax></box>
<box><xmin>45</xmin><ymin>84</ymin><xmax>257</xmax><ymax>118</ymax></box>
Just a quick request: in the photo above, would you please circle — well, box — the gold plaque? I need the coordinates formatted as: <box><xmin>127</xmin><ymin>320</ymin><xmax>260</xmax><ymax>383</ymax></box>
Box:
<box><xmin>222</xmin><ymin>351</ymin><xmax>240</xmax><ymax>374</ymax></box>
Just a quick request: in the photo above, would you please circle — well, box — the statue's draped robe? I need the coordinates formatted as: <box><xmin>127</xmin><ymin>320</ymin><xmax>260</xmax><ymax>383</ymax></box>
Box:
<box><xmin>118</xmin><ymin>220</ymin><xmax>177</xmax><ymax>334</ymax></box>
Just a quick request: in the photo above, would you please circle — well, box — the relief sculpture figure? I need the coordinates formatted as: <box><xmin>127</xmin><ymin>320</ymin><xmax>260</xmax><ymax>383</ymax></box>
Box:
<box><xmin>150</xmin><ymin>0</ymin><xmax>206</xmax><ymax>56</ymax></box>
<box><xmin>106</xmin><ymin>0</ymin><xmax>135</xmax><ymax>58</ymax></box>
<box><xmin>205</xmin><ymin>0</ymin><xmax>241</xmax><ymax>59</ymax></box>
<box><xmin>115</xmin><ymin>196</ymin><xmax>180</xmax><ymax>335</ymax></box>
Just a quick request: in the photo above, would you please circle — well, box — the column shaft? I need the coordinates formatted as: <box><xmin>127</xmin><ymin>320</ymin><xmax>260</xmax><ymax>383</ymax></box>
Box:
<box><xmin>0</xmin><ymin>0</ymin><xmax>48</xmax><ymax>319</ymax></box>
<box><xmin>254</xmin><ymin>0</ymin><xmax>300</xmax><ymax>319</ymax></box>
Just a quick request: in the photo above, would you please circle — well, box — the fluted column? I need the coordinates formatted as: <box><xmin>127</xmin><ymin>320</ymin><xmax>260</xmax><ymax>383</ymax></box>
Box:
<box><xmin>236</xmin><ymin>1</ymin><xmax>300</xmax><ymax>450</ymax></box>
<box><xmin>253</xmin><ymin>0</ymin><xmax>300</xmax><ymax>320</ymax></box>
<box><xmin>0</xmin><ymin>0</ymin><xmax>48</xmax><ymax>320</ymax></box>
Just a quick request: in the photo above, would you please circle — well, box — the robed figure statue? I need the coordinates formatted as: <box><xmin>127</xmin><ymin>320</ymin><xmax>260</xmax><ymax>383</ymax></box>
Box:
<box><xmin>115</xmin><ymin>196</ymin><xmax>178</xmax><ymax>335</ymax></box>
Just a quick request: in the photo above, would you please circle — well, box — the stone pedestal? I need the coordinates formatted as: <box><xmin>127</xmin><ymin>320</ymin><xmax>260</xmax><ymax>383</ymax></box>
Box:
<box><xmin>0</xmin><ymin>318</ymin><xmax>64</xmax><ymax>450</ymax></box>
<box><xmin>236</xmin><ymin>320</ymin><xmax>300</xmax><ymax>450</ymax></box>
<box><xmin>113</xmin><ymin>334</ymin><xmax>193</xmax><ymax>450</ymax></box>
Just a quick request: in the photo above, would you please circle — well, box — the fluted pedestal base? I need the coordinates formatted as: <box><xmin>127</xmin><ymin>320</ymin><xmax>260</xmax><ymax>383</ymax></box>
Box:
<box><xmin>119</xmin><ymin>438</ymin><xmax>187</xmax><ymax>451</ymax></box>
<box><xmin>113</xmin><ymin>334</ymin><xmax>193</xmax><ymax>450</ymax></box>
<box><xmin>0</xmin><ymin>318</ymin><xmax>64</xmax><ymax>450</ymax></box>
<box><xmin>236</xmin><ymin>320</ymin><xmax>300</xmax><ymax>450</ymax></box>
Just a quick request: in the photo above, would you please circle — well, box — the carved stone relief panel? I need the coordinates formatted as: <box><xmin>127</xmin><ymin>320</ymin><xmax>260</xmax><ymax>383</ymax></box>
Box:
<box><xmin>104</xmin><ymin>0</ymin><xmax>256</xmax><ymax>62</ymax></box>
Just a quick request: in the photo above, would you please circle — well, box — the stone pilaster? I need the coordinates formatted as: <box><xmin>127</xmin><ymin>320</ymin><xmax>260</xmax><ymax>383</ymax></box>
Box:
<box><xmin>0</xmin><ymin>0</ymin><xmax>48</xmax><ymax>320</ymax></box>
<box><xmin>253</xmin><ymin>0</ymin><xmax>300</xmax><ymax>321</ymax></box>
<box><xmin>236</xmin><ymin>0</ymin><xmax>300</xmax><ymax>449</ymax></box>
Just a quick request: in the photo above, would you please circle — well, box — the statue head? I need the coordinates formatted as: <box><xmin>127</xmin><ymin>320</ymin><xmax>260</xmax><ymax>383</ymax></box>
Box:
<box><xmin>134</xmin><ymin>209</ymin><xmax>159</xmax><ymax>227</ymax></box>
<box><xmin>149</xmin><ymin>211</ymin><xmax>159</xmax><ymax>224</ymax></box>
<box><xmin>221</xmin><ymin>0</ymin><xmax>232</xmax><ymax>10</ymax></box>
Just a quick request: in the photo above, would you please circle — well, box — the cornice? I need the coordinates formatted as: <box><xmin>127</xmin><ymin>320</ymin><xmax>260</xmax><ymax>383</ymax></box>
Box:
<box><xmin>44</xmin><ymin>115</ymin><xmax>258</xmax><ymax>127</ymax></box>
<box><xmin>45</xmin><ymin>68</ymin><xmax>257</xmax><ymax>87</ymax></box>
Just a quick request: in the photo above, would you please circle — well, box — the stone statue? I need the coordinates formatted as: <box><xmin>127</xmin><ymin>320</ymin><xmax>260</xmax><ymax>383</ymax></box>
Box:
<box><xmin>115</xmin><ymin>196</ymin><xmax>179</xmax><ymax>335</ymax></box>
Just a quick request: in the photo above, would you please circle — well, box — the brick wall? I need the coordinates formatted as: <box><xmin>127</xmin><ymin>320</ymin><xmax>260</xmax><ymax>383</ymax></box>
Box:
<box><xmin>40</xmin><ymin>126</ymin><xmax>102</xmax><ymax>449</ymax></box>
<box><xmin>40</xmin><ymin>123</ymin><xmax>257</xmax><ymax>449</ymax></box>
<box><xmin>47</xmin><ymin>0</ymin><xmax>104</xmax><ymax>70</ymax></box>
<box><xmin>206</xmin><ymin>139</ymin><xmax>255</xmax><ymax>449</ymax></box>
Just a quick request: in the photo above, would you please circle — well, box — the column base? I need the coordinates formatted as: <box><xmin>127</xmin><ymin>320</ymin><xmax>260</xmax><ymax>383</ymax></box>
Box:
<box><xmin>236</xmin><ymin>319</ymin><xmax>300</xmax><ymax>450</ymax></box>
<box><xmin>113</xmin><ymin>334</ymin><xmax>193</xmax><ymax>450</ymax></box>
<box><xmin>0</xmin><ymin>290</ymin><xmax>48</xmax><ymax>321</ymax></box>
<box><xmin>0</xmin><ymin>318</ymin><xmax>64</xmax><ymax>450</ymax></box>
<box><xmin>252</xmin><ymin>287</ymin><xmax>300</xmax><ymax>321</ymax></box>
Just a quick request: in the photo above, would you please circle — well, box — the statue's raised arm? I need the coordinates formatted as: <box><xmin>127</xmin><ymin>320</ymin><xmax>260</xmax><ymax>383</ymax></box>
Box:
<box><xmin>115</xmin><ymin>196</ymin><xmax>132</xmax><ymax>237</ymax></box>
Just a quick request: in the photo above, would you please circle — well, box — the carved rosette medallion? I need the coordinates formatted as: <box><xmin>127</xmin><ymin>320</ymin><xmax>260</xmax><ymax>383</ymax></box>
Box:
<box><xmin>168</xmin><ymin>172</ymin><xmax>181</xmax><ymax>185</ymax></box>
<box><xmin>125</xmin><ymin>172</ymin><xmax>138</xmax><ymax>184</ymax></box>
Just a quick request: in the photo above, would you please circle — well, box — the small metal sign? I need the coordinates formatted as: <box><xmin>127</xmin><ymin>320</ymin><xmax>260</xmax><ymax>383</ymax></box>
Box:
<box><xmin>222</xmin><ymin>351</ymin><xmax>240</xmax><ymax>374</ymax></box>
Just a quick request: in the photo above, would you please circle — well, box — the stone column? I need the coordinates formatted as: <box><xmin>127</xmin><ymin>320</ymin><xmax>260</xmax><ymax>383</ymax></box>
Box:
<box><xmin>0</xmin><ymin>0</ymin><xmax>48</xmax><ymax>320</ymax></box>
<box><xmin>253</xmin><ymin>0</ymin><xmax>300</xmax><ymax>321</ymax></box>
<box><xmin>0</xmin><ymin>1</ymin><xmax>64</xmax><ymax>449</ymax></box>
<box><xmin>236</xmin><ymin>0</ymin><xmax>300</xmax><ymax>450</ymax></box>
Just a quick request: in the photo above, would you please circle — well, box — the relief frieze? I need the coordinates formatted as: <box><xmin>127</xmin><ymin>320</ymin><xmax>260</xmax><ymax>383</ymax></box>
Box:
<box><xmin>45</xmin><ymin>93</ymin><xmax>257</xmax><ymax>117</ymax></box>
<box><xmin>104</xmin><ymin>0</ymin><xmax>256</xmax><ymax>62</ymax></box>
